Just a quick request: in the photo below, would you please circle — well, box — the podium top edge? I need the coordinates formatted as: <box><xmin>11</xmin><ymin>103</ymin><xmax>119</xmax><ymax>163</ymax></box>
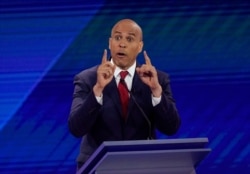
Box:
<box><xmin>78</xmin><ymin>137</ymin><xmax>210</xmax><ymax>174</ymax></box>
<box><xmin>102</xmin><ymin>137</ymin><xmax>209</xmax><ymax>146</ymax></box>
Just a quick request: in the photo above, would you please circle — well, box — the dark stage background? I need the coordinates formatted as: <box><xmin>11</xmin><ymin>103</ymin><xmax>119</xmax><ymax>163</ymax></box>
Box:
<box><xmin>0</xmin><ymin>0</ymin><xmax>249</xmax><ymax>173</ymax></box>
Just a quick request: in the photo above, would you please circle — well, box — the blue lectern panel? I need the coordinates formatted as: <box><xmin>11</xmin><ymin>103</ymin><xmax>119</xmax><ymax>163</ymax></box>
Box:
<box><xmin>78</xmin><ymin>138</ymin><xmax>211</xmax><ymax>174</ymax></box>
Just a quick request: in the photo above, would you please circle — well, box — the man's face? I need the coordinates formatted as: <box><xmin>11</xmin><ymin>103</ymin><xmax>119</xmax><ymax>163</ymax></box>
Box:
<box><xmin>109</xmin><ymin>21</ymin><xmax>143</xmax><ymax>70</ymax></box>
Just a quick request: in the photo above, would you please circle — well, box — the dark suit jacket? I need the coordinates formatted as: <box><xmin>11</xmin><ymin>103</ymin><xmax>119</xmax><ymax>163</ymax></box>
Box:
<box><xmin>68</xmin><ymin>64</ymin><xmax>181</xmax><ymax>164</ymax></box>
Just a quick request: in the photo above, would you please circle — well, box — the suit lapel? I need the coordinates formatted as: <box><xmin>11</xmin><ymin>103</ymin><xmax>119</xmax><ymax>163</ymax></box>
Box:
<box><xmin>127</xmin><ymin>72</ymin><xmax>148</xmax><ymax>116</ymax></box>
<box><xmin>104</xmin><ymin>78</ymin><xmax>123</xmax><ymax>116</ymax></box>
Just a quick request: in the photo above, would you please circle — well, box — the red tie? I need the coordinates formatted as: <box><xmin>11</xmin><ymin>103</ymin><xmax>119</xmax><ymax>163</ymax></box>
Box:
<box><xmin>118</xmin><ymin>71</ymin><xmax>129</xmax><ymax>120</ymax></box>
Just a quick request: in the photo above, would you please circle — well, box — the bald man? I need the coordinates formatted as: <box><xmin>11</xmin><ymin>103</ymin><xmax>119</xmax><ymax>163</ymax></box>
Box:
<box><xmin>68</xmin><ymin>19</ymin><xmax>181</xmax><ymax>170</ymax></box>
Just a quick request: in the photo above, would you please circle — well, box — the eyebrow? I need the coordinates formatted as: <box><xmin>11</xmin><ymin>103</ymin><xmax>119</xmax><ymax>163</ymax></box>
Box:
<box><xmin>113</xmin><ymin>31</ymin><xmax>136</xmax><ymax>37</ymax></box>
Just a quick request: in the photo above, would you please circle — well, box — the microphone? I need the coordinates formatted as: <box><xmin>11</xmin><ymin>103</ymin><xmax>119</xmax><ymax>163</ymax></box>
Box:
<box><xmin>120</xmin><ymin>79</ymin><xmax>153</xmax><ymax>140</ymax></box>
<box><xmin>130</xmin><ymin>92</ymin><xmax>153</xmax><ymax>140</ymax></box>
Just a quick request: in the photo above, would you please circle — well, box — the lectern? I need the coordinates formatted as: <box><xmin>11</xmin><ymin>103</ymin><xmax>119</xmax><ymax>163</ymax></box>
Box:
<box><xmin>77</xmin><ymin>138</ymin><xmax>211</xmax><ymax>174</ymax></box>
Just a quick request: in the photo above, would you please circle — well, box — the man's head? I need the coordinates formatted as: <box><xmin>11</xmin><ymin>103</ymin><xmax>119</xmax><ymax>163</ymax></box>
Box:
<box><xmin>109</xmin><ymin>19</ymin><xmax>143</xmax><ymax>70</ymax></box>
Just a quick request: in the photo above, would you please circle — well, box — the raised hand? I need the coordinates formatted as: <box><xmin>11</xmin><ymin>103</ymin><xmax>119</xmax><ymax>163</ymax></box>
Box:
<box><xmin>136</xmin><ymin>51</ymin><xmax>162</xmax><ymax>97</ymax></box>
<box><xmin>93</xmin><ymin>49</ymin><xmax>116</xmax><ymax>96</ymax></box>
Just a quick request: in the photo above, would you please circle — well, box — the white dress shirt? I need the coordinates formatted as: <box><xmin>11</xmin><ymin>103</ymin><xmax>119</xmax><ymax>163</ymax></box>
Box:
<box><xmin>96</xmin><ymin>60</ymin><xmax>161</xmax><ymax>106</ymax></box>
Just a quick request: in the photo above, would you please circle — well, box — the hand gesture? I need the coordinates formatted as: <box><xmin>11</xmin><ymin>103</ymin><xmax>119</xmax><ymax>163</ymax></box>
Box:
<box><xmin>136</xmin><ymin>51</ymin><xmax>162</xmax><ymax>97</ymax></box>
<box><xmin>93</xmin><ymin>49</ymin><xmax>116</xmax><ymax>96</ymax></box>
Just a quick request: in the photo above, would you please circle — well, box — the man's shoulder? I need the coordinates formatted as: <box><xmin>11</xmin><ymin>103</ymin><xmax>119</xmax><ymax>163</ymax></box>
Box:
<box><xmin>73</xmin><ymin>65</ymin><xmax>98</xmax><ymax>84</ymax></box>
<box><xmin>76</xmin><ymin>65</ymin><xmax>98</xmax><ymax>77</ymax></box>
<box><xmin>156</xmin><ymin>69</ymin><xmax>169</xmax><ymax>78</ymax></box>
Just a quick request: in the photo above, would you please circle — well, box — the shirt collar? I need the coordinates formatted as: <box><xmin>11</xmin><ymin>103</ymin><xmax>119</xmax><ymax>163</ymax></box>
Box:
<box><xmin>111</xmin><ymin>59</ymin><xmax>136</xmax><ymax>78</ymax></box>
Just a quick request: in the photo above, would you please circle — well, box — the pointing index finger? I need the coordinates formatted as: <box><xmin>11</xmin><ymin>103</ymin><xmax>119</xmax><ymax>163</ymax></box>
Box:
<box><xmin>143</xmin><ymin>50</ymin><xmax>152</xmax><ymax>65</ymax></box>
<box><xmin>101</xmin><ymin>49</ymin><xmax>107</xmax><ymax>64</ymax></box>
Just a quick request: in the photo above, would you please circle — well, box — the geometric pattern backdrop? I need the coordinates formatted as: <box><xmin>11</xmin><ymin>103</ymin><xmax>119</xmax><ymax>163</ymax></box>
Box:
<box><xmin>0</xmin><ymin>0</ymin><xmax>249</xmax><ymax>173</ymax></box>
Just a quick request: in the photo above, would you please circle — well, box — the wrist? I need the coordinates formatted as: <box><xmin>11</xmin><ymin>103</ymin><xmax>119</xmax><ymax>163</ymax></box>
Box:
<box><xmin>151</xmin><ymin>84</ymin><xmax>162</xmax><ymax>97</ymax></box>
<box><xmin>93</xmin><ymin>84</ymin><xmax>103</xmax><ymax>97</ymax></box>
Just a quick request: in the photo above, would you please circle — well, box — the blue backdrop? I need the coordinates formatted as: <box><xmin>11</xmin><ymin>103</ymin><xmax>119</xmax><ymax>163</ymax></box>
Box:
<box><xmin>0</xmin><ymin>0</ymin><xmax>249</xmax><ymax>173</ymax></box>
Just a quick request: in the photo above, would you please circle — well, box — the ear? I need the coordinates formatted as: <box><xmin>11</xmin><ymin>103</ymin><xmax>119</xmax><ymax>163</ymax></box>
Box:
<box><xmin>137</xmin><ymin>41</ymin><xmax>144</xmax><ymax>53</ymax></box>
<box><xmin>108</xmin><ymin>37</ymin><xmax>112</xmax><ymax>49</ymax></box>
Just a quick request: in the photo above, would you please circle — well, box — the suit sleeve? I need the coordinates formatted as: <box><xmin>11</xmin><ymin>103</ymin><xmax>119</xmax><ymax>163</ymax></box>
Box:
<box><xmin>153</xmin><ymin>72</ymin><xmax>181</xmax><ymax>135</ymax></box>
<box><xmin>68</xmin><ymin>74</ymin><xmax>101</xmax><ymax>137</ymax></box>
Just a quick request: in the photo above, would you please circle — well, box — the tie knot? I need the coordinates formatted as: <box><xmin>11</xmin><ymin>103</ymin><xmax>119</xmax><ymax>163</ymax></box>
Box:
<box><xmin>120</xmin><ymin>71</ymin><xmax>128</xmax><ymax>80</ymax></box>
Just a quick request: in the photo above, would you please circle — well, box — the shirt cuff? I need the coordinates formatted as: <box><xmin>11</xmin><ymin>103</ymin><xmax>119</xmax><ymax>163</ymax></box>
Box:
<box><xmin>152</xmin><ymin>95</ymin><xmax>161</xmax><ymax>106</ymax></box>
<box><xmin>95</xmin><ymin>94</ymin><xmax>103</xmax><ymax>105</ymax></box>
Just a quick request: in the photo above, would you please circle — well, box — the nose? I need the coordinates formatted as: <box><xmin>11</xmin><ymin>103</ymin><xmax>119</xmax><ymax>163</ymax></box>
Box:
<box><xmin>119</xmin><ymin>40</ymin><xmax>126</xmax><ymax>48</ymax></box>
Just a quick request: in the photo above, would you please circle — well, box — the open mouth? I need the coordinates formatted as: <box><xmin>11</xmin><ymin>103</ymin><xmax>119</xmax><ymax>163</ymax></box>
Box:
<box><xmin>117</xmin><ymin>52</ymin><xmax>126</xmax><ymax>57</ymax></box>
